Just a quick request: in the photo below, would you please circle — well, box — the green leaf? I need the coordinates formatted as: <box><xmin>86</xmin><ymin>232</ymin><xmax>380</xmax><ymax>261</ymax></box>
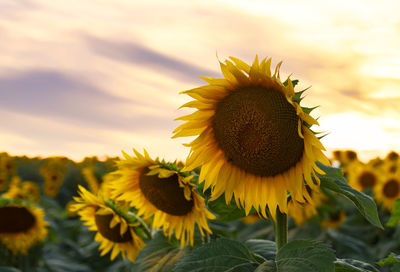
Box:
<box><xmin>255</xmin><ymin>261</ymin><xmax>277</xmax><ymax>272</ymax></box>
<box><xmin>387</xmin><ymin>199</ymin><xmax>400</xmax><ymax>227</ymax></box>
<box><xmin>276</xmin><ymin>240</ymin><xmax>335</xmax><ymax>272</ymax></box>
<box><xmin>244</xmin><ymin>239</ymin><xmax>276</xmax><ymax>261</ymax></box>
<box><xmin>172</xmin><ymin>238</ymin><xmax>260</xmax><ymax>272</ymax></box>
<box><xmin>334</xmin><ymin>259</ymin><xmax>380</xmax><ymax>272</ymax></box>
<box><xmin>317</xmin><ymin>162</ymin><xmax>383</xmax><ymax>229</ymax></box>
<box><xmin>0</xmin><ymin>268</ymin><xmax>22</xmax><ymax>272</ymax></box>
<box><xmin>378</xmin><ymin>252</ymin><xmax>400</xmax><ymax>267</ymax></box>
<box><xmin>135</xmin><ymin>232</ymin><xmax>186</xmax><ymax>272</ymax></box>
<box><xmin>207</xmin><ymin>194</ymin><xmax>249</xmax><ymax>222</ymax></box>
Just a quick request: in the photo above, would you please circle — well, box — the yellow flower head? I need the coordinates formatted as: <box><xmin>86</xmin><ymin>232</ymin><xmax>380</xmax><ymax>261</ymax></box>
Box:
<box><xmin>111</xmin><ymin>149</ymin><xmax>215</xmax><ymax>247</ymax></box>
<box><xmin>70</xmin><ymin>186</ymin><xmax>145</xmax><ymax>262</ymax></box>
<box><xmin>374</xmin><ymin>174</ymin><xmax>400</xmax><ymax>211</ymax></box>
<box><xmin>347</xmin><ymin>162</ymin><xmax>381</xmax><ymax>192</ymax></box>
<box><xmin>0</xmin><ymin>200</ymin><xmax>49</xmax><ymax>255</ymax></box>
<box><xmin>321</xmin><ymin>210</ymin><xmax>346</xmax><ymax>230</ymax></box>
<box><xmin>173</xmin><ymin>56</ymin><xmax>329</xmax><ymax>219</ymax></box>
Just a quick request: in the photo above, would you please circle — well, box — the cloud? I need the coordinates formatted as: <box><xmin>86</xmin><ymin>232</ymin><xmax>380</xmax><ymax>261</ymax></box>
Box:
<box><xmin>85</xmin><ymin>35</ymin><xmax>219</xmax><ymax>83</ymax></box>
<box><xmin>0</xmin><ymin>70</ymin><xmax>174</xmax><ymax>132</ymax></box>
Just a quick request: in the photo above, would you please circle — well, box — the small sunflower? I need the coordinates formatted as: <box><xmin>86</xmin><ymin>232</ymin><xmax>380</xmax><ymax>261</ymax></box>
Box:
<box><xmin>44</xmin><ymin>182</ymin><xmax>60</xmax><ymax>198</ymax></box>
<box><xmin>374</xmin><ymin>175</ymin><xmax>400</xmax><ymax>211</ymax></box>
<box><xmin>0</xmin><ymin>199</ymin><xmax>49</xmax><ymax>255</ymax></box>
<box><xmin>0</xmin><ymin>172</ymin><xmax>8</xmax><ymax>192</ymax></box>
<box><xmin>386</xmin><ymin>151</ymin><xmax>399</xmax><ymax>162</ymax></box>
<box><xmin>70</xmin><ymin>186</ymin><xmax>145</xmax><ymax>262</ymax></box>
<box><xmin>321</xmin><ymin>210</ymin><xmax>346</xmax><ymax>230</ymax></box>
<box><xmin>173</xmin><ymin>56</ymin><xmax>330</xmax><ymax>218</ymax></box>
<box><xmin>347</xmin><ymin>163</ymin><xmax>380</xmax><ymax>192</ymax></box>
<box><xmin>111</xmin><ymin>149</ymin><xmax>215</xmax><ymax>247</ymax></box>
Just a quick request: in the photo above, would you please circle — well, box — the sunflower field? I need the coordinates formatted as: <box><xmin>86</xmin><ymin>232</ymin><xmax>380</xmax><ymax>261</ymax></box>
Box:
<box><xmin>2</xmin><ymin>57</ymin><xmax>400</xmax><ymax>272</ymax></box>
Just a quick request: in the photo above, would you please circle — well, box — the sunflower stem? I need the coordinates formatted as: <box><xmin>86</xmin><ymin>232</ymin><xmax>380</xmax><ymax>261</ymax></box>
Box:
<box><xmin>274</xmin><ymin>208</ymin><xmax>288</xmax><ymax>251</ymax></box>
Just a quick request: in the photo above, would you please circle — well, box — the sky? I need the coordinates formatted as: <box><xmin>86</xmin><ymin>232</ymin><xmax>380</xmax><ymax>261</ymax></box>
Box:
<box><xmin>1</xmin><ymin>0</ymin><xmax>400</xmax><ymax>162</ymax></box>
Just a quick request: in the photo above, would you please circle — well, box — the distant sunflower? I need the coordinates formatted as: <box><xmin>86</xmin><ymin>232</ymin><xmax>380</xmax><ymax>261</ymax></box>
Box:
<box><xmin>374</xmin><ymin>175</ymin><xmax>400</xmax><ymax>211</ymax></box>
<box><xmin>347</xmin><ymin>163</ymin><xmax>380</xmax><ymax>192</ymax></box>
<box><xmin>70</xmin><ymin>186</ymin><xmax>145</xmax><ymax>262</ymax></box>
<box><xmin>344</xmin><ymin>150</ymin><xmax>358</xmax><ymax>164</ymax></box>
<box><xmin>21</xmin><ymin>181</ymin><xmax>41</xmax><ymax>203</ymax></box>
<box><xmin>111</xmin><ymin>149</ymin><xmax>215</xmax><ymax>247</ymax></box>
<box><xmin>386</xmin><ymin>151</ymin><xmax>399</xmax><ymax>162</ymax></box>
<box><xmin>0</xmin><ymin>200</ymin><xmax>48</xmax><ymax>255</ymax></box>
<box><xmin>44</xmin><ymin>182</ymin><xmax>60</xmax><ymax>197</ymax></box>
<box><xmin>321</xmin><ymin>211</ymin><xmax>346</xmax><ymax>230</ymax></box>
<box><xmin>173</xmin><ymin>56</ymin><xmax>330</xmax><ymax>218</ymax></box>
<box><xmin>288</xmin><ymin>186</ymin><xmax>324</xmax><ymax>226</ymax></box>
<box><xmin>0</xmin><ymin>172</ymin><xmax>8</xmax><ymax>192</ymax></box>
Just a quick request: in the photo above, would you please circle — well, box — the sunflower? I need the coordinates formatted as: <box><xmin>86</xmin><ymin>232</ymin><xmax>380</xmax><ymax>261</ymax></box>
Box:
<box><xmin>347</xmin><ymin>162</ymin><xmax>380</xmax><ymax>192</ymax></box>
<box><xmin>374</xmin><ymin>175</ymin><xmax>400</xmax><ymax>211</ymax></box>
<box><xmin>288</xmin><ymin>186</ymin><xmax>324</xmax><ymax>226</ymax></box>
<box><xmin>44</xmin><ymin>182</ymin><xmax>60</xmax><ymax>197</ymax></box>
<box><xmin>386</xmin><ymin>151</ymin><xmax>399</xmax><ymax>162</ymax></box>
<box><xmin>0</xmin><ymin>199</ymin><xmax>48</xmax><ymax>255</ymax></box>
<box><xmin>70</xmin><ymin>185</ymin><xmax>145</xmax><ymax>262</ymax></box>
<box><xmin>111</xmin><ymin>149</ymin><xmax>215</xmax><ymax>247</ymax></box>
<box><xmin>321</xmin><ymin>210</ymin><xmax>346</xmax><ymax>230</ymax></box>
<box><xmin>0</xmin><ymin>172</ymin><xmax>8</xmax><ymax>192</ymax></box>
<box><xmin>173</xmin><ymin>56</ymin><xmax>330</xmax><ymax>219</ymax></box>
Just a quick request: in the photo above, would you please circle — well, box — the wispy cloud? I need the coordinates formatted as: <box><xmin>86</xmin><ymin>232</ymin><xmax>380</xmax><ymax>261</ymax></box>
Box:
<box><xmin>86</xmin><ymin>36</ymin><xmax>219</xmax><ymax>83</ymax></box>
<box><xmin>0</xmin><ymin>70</ymin><xmax>173</xmax><ymax>132</ymax></box>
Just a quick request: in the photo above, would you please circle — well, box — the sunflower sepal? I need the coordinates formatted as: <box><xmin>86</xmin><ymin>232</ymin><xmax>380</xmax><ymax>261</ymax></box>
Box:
<box><xmin>104</xmin><ymin>199</ymin><xmax>152</xmax><ymax>239</ymax></box>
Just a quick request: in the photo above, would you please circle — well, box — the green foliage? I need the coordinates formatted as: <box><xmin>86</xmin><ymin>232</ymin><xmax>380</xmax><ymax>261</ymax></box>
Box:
<box><xmin>387</xmin><ymin>199</ymin><xmax>400</xmax><ymax>227</ymax></box>
<box><xmin>334</xmin><ymin>259</ymin><xmax>380</xmax><ymax>272</ymax></box>
<box><xmin>275</xmin><ymin>240</ymin><xmax>335</xmax><ymax>272</ymax></box>
<box><xmin>135</xmin><ymin>232</ymin><xmax>186</xmax><ymax>272</ymax></box>
<box><xmin>207</xmin><ymin>194</ymin><xmax>250</xmax><ymax>222</ymax></box>
<box><xmin>378</xmin><ymin>253</ymin><xmax>400</xmax><ymax>271</ymax></box>
<box><xmin>317</xmin><ymin>162</ymin><xmax>383</xmax><ymax>229</ymax></box>
<box><xmin>172</xmin><ymin>238</ymin><xmax>260</xmax><ymax>272</ymax></box>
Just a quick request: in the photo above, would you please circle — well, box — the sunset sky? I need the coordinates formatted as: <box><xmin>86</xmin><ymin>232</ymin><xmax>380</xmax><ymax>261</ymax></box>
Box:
<box><xmin>1</xmin><ymin>0</ymin><xmax>400</xmax><ymax>162</ymax></box>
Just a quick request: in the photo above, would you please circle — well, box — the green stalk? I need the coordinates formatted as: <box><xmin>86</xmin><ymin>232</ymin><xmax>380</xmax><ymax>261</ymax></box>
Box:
<box><xmin>274</xmin><ymin>208</ymin><xmax>288</xmax><ymax>251</ymax></box>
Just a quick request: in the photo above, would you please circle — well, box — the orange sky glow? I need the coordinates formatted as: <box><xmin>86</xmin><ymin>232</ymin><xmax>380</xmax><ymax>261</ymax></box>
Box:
<box><xmin>1</xmin><ymin>0</ymin><xmax>400</xmax><ymax>162</ymax></box>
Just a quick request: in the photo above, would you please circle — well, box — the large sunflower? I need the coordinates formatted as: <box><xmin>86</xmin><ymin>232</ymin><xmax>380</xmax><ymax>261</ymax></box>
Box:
<box><xmin>374</xmin><ymin>175</ymin><xmax>400</xmax><ymax>211</ymax></box>
<box><xmin>70</xmin><ymin>185</ymin><xmax>145</xmax><ymax>262</ymax></box>
<box><xmin>173</xmin><ymin>56</ymin><xmax>329</xmax><ymax>218</ymax></box>
<box><xmin>0</xmin><ymin>199</ymin><xmax>48</xmax><ymax>255</ymax></box>
<box><xmin>111</xmin><ymin>149</ymin><xmax>215</xmax><ymax>247</ymax></box>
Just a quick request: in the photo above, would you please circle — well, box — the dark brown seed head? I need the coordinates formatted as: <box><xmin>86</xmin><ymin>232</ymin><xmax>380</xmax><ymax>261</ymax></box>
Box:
<box><xmin>0</xmin><ymin>206</ymin><xmax>36</xmax><ymax>233</ymax></box>
<box><xmin>383</xmin><ymin>179</ymin><xmax>400</xmax><ymax>198</ymax></box>
<box><xmin>94</xmin><ymin>213</ymin><xmax>132</xmax><ymax>243</ymax></box>
<box><xmin>139</xmin><ymin>169</ymin><xmax>194</xmax><ymax>216</ymax></box>
<box><xmin>213</xmin><ymin>86</ymin><xmax>304</xmax><ymax>177</ymax></box>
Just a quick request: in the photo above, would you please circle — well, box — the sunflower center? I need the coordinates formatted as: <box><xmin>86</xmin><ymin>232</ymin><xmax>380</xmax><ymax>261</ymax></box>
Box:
<box><xmin>213</xmin><ymin>86</ymin><xmax>304</xmax><ymax>177</ymax></box>
<box><xmin>94</xmin><ymin>213</ymin><xmax>132</xmax><ymax>243</ymax></box>
<box><xmin>345</xmin><ymin>151</ymin><xmax>357</xmax><ymax>161</ymax></box>
<box><xmin>358</xmin><ymin>171</ymin><xmax>376</xmax><ymax>188</ymax></box>
<box><xmin>139</xmin><ymin>169</ymin><xmax>194</xmax><ymax>216</ymax></box>
<box><xmin>329</xmin><ymin>211</ymin><xmax>341</xmax><ymax>222</ymax></box>
<box><xmin>383</xmin><ymin>179</ymin><xmax>400</xmax><ymax>198</ymax></box>
<box><xmin>388</xmin><ymin>152</ymin><xmax>399</xmax><ymax>161</ymax></box>
<box><xmin>0</xmin><ymin>206</ymin><xmax>36</xmax><ymax>233</ymax></box>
